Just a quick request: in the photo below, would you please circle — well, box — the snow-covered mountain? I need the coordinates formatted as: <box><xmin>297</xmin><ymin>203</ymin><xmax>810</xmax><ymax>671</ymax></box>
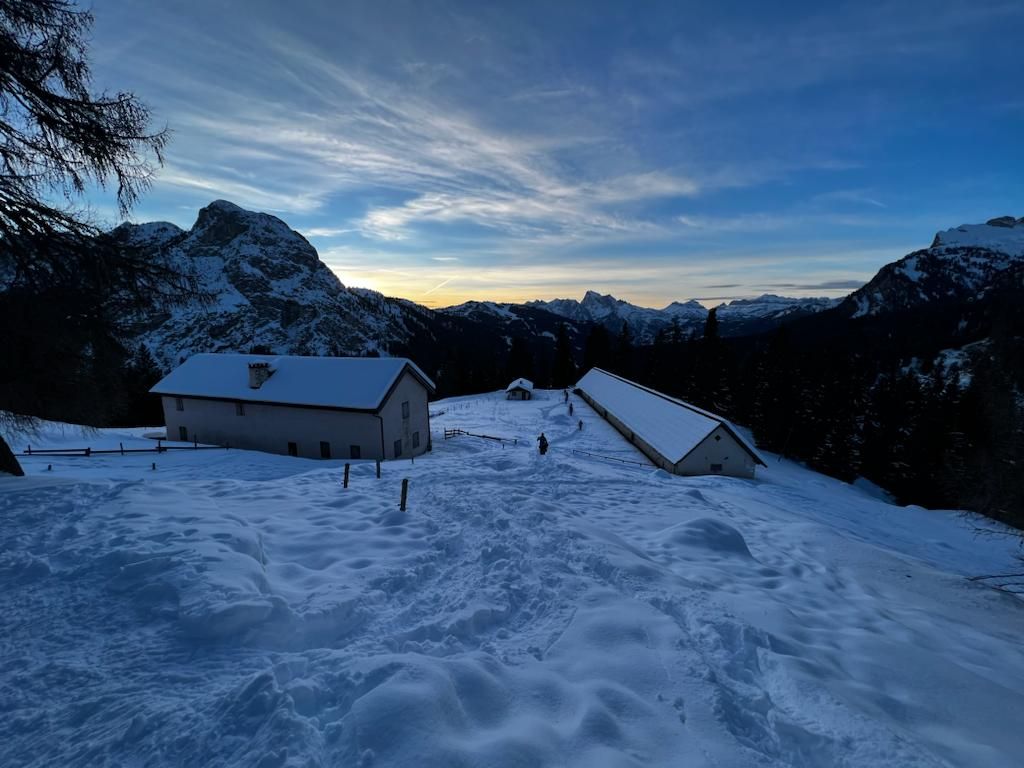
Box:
<box><xmin>115</xmin><ymin>201</ymin><xmax>433</xmax><ymax>369</ymax></box>
<box><xmin>716</xmin><ymin>293</ymin><xmax>837</xmax><ymax>322</ymax></box>
<box><xmin>107</xmin><ymin>202</ymin><xmax>1022</xmax><ymax>384</ymax></box>
<box><xmin>518</xmin><ymin>290</ymin><xmax>837</xmax><ymax>340</ymax></box>
<box><xmin>524</xmin><ymin>290</ymin><xmax>705</xmax><ymax>340</ymax></box>
<box><xmin>840</xmin><ymin>216</ymin><xmax>1024</xmax><ymax>318</ymax></box>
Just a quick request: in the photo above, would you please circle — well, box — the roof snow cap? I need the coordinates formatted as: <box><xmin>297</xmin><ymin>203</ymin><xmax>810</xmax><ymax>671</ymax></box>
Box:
<box><xmin>506</xmin><ymin>378</ymin><xmax>534</xmax><ymax>393</ymax></box>
<box><xmin>152</xmin><ymin>354</ymin><xmax>435</xmax><ymax>411</ymax></box>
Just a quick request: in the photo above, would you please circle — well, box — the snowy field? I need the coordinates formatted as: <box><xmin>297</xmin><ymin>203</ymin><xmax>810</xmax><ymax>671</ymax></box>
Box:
<box><xmin>3</xmin><ymin>391</ymin><xmax>1024</xmax><ymax>767</ymax></box>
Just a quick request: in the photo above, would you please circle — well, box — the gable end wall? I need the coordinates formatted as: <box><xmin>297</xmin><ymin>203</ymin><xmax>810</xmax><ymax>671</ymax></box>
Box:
<box><xmin>675</xmin><ymin>425</ymin><xmax>757</xmax><ymax>478</ymax></box>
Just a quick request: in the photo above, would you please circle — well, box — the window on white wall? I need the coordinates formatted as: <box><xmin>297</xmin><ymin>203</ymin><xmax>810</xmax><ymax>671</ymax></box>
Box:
<box><xmin>401</xmin><ymin>401</ymin><xmax>410</xmax><ymax>419</ymax></box>
<box><xmin>235</xmin><ymin>402</ymin><xmax>245</xmax><ymax>416</ymax></box>
<box><xmin>175</xmin><ymin>397</ymin><xmax>184</xmax><ymax>411</ymax></box>
<box><xmin>393</xmin><ymin>439</ymin><xmax>403</xmax><ymax>457</ymax></box>
<box><xmin>412</xmin><ymin>431</ymin><xmax>420</xmax><ymax>449</ymax></box>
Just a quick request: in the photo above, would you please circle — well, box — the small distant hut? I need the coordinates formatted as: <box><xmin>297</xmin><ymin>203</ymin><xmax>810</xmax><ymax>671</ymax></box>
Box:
<box><xmin>505</xmin><ymin>378</ymin><xmax>534</xmax><ymax>401</ymax></box>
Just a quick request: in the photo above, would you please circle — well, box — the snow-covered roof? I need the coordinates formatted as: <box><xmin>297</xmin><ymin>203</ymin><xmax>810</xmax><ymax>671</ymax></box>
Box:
<box><xmin>151</xmin><ymin>354</ymin><xmax>435</xmax><ymax>411</ymax></box>
<box><xmin>506</xmin><ymin>378</ymin><xmax>534</xmax><ymax>392</ymax></box>
<box><xmin>575</xmin><ymin>368</ymin><xmax>765</xmax><ymax>466</ymax></box>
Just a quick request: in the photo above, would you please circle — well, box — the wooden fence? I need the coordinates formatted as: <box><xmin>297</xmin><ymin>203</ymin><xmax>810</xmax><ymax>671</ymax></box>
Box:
<box><xmin>570</xmin><ymin>447</ymin><xmax>655</xmax><ymax>468</ymax></box>
<box><xmin>18</xmin><ymin>441</ymin><xmax>229</xmax><ymax>458</ymax></box>
<box><xmin>443</xmin><ymin>428</ymin><xmax>518</xmax><ymax>445</ymax></box>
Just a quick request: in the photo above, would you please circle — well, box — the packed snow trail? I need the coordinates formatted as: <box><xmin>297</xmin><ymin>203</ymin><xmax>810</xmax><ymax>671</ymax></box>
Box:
<box><xmin>2</xmin><ymin>392</ymin><xmax>1024</xmax><ymax>767</ymax></box>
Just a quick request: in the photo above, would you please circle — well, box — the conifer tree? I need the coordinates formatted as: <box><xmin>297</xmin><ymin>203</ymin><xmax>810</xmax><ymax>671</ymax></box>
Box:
<box><xmin>552</xmin><ymin>323</ymin><xmax>577</xmax><ymax>387</ymax></box>
<box><xmin>613</xmin><ymin>321</ymin><xmax>634</xmax><ymax>378</ymax></box>
<box><xmin>0</xmin><ymin>0</ymin><xmax>173</xmax><ymax>475</ymax></box>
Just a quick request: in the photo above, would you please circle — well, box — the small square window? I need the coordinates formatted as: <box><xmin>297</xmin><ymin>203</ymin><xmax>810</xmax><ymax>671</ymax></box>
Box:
<box><xmin>412</xmin><ymin>431</ymin><xmax>420</xmax><ymax>449</ymax></box>
<box><xmin>175</xmin><ymin>397</ymin><xmax>184</xmax><ymax>412</ymax></box>
<box><xmin>179</xmin><ymin>426</ymin><xmax>188</xmax><ymax>441</ymax></box>
<box><xmin>320</xmin><ymin>441</ymin><xmax>331</xmax><ymax>459</ymax></box>
<box><xmin>714</xmin><ymin>434</ymin><xmax>721</xmax><ymax>442</ymax></box>
<box><xmin>235</xmin><ymin>401</ymin><xmax>245</xmax><ymax>416</ymax></box>
<box><xmin>393</xmin><ymin>438</ymin><xmax>403</xmax><ymax>457</ymax></box>
<box><xmin>350</xmin><ymin>445</ymin><xmax>361</xmax><ymax>460</ymax></box>
<box><xmin>287</xmin><ymin>442</ymin><xmax>298</xmax><ymax>457</ymax></box>
<box><xmin>710</xmin><ymin>463</ymin><xmax>723</xmax><ymax>473</ymax></box>
<box><xmin>401</xmin><ymin>401</ymin><xmax>410</xmax><ymax>419</ymax></box>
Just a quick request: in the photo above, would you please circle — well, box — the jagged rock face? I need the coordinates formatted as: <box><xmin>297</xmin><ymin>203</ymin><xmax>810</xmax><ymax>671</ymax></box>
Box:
<box><xmin>114</xmin><ymin>200</ymin><xmax>424</xmax><ymax>369</ymax></box>
<box><xmin>520</xmin><ymin>290</ymin><xmax>835</xmax><ymax>341</ymax></box>
<box><xmin>843</xmin><ymin>218</ymin><xmax>1024</xmax><ymax>318</ymax></box>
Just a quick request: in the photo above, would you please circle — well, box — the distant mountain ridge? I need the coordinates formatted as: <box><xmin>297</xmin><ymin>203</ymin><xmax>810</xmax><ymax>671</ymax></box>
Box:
<box><xmin>466</xmin><ymin>290</ymin><xmax>839</xmax><ymax>341</ymax></box>
<box><xmin>100</xmin><ymin>202</ymin><xmax>1024</xmax><ymax>392</ymax></box>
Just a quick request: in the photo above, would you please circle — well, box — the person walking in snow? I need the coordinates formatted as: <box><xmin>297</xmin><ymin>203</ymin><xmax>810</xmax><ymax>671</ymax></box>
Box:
<box><xmin>578</xmin><ymin>419</ymin><xmax>583</xmax><ymax>431</ymax></box>
<box><xmin>563</xmin><ymin>389</ymin><xmax>569</xmax><ymax>403</ymax></box>
<box><xmin>537</xmin><ymin>432</ymin><xmax>549</xmax><ymax>455</ymax></box>
<box><xmin>568</xmin><ymin>402</ymin><xmax>574</xmax><ymax>416</ymax></box>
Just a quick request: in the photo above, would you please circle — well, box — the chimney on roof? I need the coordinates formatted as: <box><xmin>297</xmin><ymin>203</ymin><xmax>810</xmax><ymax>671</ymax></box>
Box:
<box><xmin>248</xmin><ymin>361</ymin><xmax>273</xmax><ymax>389</ymax></box>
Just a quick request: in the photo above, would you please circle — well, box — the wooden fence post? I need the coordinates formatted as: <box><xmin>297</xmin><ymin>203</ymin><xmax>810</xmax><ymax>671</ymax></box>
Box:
<box><xmin>400</xmin><ymin>478</ymin><xmax>409</xmax><ymax>511</ymax></box>
<box><xmin>376</xmin><ymin>460</ymin><xmax>381</xmax><ymax>479</ymax></box>
<box><xmin>119</xmin><ymin>442</ymin><xmax>124</xmax><ymax>456</ymax></box>
<box><xmin>151</xmin><ymin>462</ymin><xmax>156</xmax><ymax>471</ymax></box>
<box><xmin>343</xmin><ymin>463</ymin><xmax>350</xmax><ymax>488</ymax></box>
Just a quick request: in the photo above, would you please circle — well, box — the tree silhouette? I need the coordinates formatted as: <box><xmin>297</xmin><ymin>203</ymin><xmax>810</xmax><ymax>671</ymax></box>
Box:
<box><xmin>0</xmin><ymin>0</ymin><xmax>172</xmax><ymax>475</ymax></box>
<box><xmin>552</xmin><ymin>323</ymin><xmax>577</xmax><ymax>387</ymax></box>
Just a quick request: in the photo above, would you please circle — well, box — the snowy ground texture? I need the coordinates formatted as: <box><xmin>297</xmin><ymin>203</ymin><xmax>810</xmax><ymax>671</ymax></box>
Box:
<box><xmin>3</xmin><ymin>391</ymin><xmax>1024</xmax><ymax>767</ymax></box>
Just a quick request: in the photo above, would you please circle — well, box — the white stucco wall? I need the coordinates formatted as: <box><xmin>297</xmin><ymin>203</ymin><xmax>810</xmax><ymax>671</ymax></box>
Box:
<box><xmin>674</xmin><ymin>425</ymin><xmax>757</xmax><ymax>479</ymax></box>
<box><xmin>377</xmin><ymin>370</ymin><xmax>431</xmax><ymax>459</ymax></box>
<box><xmin>159</xmin><ymin>367</ymin><xmax>432</xmax><ymax>461</ymax></box>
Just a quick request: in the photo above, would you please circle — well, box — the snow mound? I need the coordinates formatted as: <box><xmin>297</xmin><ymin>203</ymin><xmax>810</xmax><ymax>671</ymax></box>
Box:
<box><xmin>662</xmin><ymin>517</ymin><xmax>753</xmax><ymax>558</ymax></box>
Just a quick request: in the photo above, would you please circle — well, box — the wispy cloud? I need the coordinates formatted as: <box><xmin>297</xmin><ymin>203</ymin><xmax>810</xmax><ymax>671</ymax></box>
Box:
<box><xmin>89</xmin><ymin>0</ymin><xmax>1024</xmax><ymax>305</ymax></box>
<box><xmin>302</xmin><ymin>227</ymin><xmax>358</xmax><ymax>238</ymax></box>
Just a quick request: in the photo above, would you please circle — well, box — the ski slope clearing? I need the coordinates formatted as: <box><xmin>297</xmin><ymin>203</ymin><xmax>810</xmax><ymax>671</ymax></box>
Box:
<box><xmin>2</xmin><ymin>392</ymin><xmax>1024</xmax><ymax>767</ymax></box>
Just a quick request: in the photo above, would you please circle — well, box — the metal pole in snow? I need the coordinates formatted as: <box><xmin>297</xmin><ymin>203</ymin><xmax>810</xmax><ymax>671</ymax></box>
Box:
<box><xmin>343</xmin><ymin>463</ymin><xmax>350</xmax><ymax>488</ymax></box>
<box><xmin>400</xmin><ymin>478</ymin><xmax>409</xmax><ymax>511</ymax></box>
<box><xmin>376</xmin><ymin>460</ymin><xmax>381</xmax><ymax>479</ymax></box>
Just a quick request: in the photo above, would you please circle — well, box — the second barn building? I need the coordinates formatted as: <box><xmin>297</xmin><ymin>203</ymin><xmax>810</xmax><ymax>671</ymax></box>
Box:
<box><xmin>575</xmin><ymin>367</ymin><xmax>765</xmax><ymax>478</ymax></box>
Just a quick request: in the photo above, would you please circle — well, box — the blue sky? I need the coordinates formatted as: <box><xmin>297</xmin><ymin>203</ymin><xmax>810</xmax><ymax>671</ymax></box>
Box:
<box><xmin>88</xmin><ymin>0</ymin><xmax>1023</xmax><ymax>307</ymax></box>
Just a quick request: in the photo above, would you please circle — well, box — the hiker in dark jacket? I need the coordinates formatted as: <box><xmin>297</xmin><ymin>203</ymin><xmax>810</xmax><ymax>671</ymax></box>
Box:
<box><xmin>568</xmin><ymin>402</ymin><xmax>574</xmax><ymax>416</ymax></box>
<box><xmin>537</xmin><ymin>432</ymin><xmax>549</xmax><ymax>455</ymax></box>
<box><xmin>578</xmin><ymin>419</ymin><xmax>583</xmax><ymax>431</ymax></box>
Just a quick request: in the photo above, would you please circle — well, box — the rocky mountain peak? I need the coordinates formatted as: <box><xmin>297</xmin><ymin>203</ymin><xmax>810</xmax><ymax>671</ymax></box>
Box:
<box><xmin>185</xmin><ymin>199</ymin><xmax>320</xmax><ymax>271</ymax></box>
<box><xmin>929</xmin><ymin>217</ymin><xmax>1024</xmax><ymax>256</ymax></box>
<box><xmin>845</xmin><ymin>215</ymin><xmax>1024</xmax><ymax>318</ymax></box>
<box><xmin>984</xmin><ymin>215</ymin><xmax>1022</xmax><ymax>228</ymax></box>
<box><xmin>111</xmin><ymin>220</ymin><xmax>185</xmax><ymax>250</ymax></box>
